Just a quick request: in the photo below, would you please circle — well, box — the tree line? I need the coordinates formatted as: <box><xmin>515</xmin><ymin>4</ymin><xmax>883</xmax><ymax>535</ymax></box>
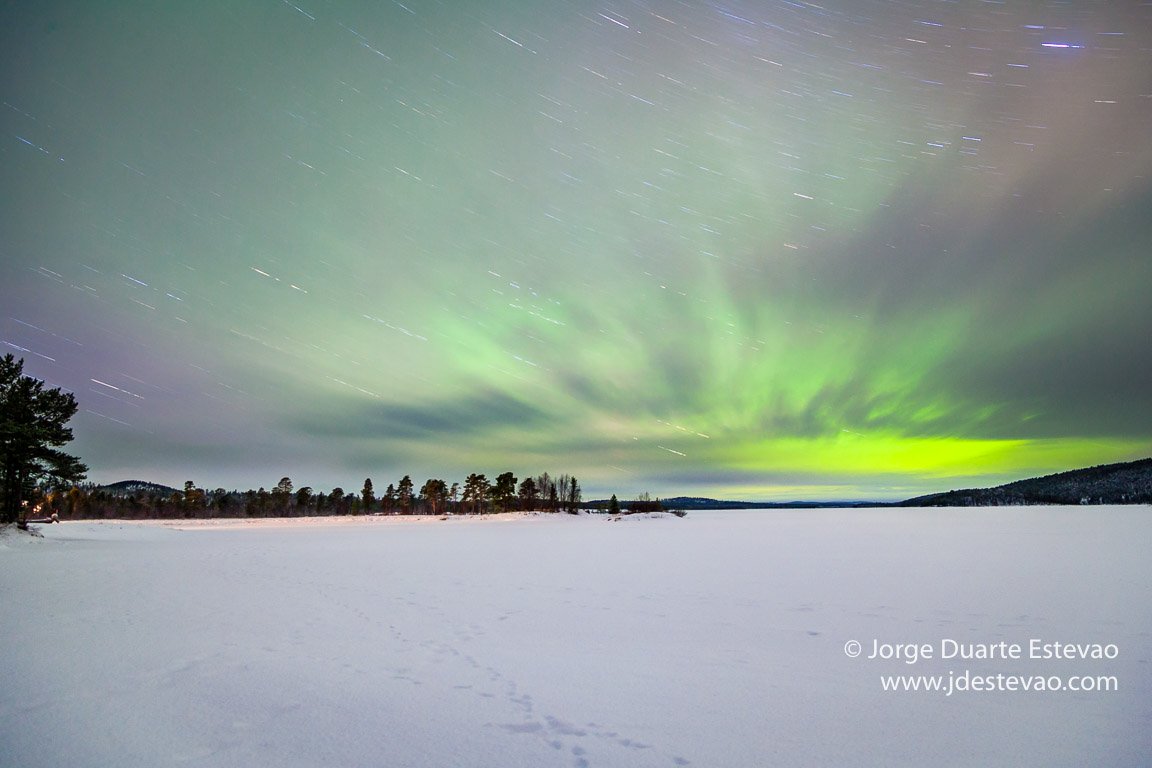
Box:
<box><xmin>46</xmin><ymin>472</ymin><xmax>586</xmax><ymax>521</ymax></box>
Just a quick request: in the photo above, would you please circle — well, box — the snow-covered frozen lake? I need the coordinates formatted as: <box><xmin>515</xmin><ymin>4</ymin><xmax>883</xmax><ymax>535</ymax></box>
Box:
<box><xmin>2</xmin><ymin>507</ymin><xmax>1149</xmax><ymax>767</ymax></box>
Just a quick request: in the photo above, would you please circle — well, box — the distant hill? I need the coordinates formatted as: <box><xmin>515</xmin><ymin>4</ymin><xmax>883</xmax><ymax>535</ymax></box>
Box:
<box><xmin>901</xmin><ymin>458</ymin><xmax>1152</xmax><ymax>507</ymax></box>
<box><xmin>97</xmin><ymin>480</ymin><xmax>182</xmax><ymax>498</ymax></box>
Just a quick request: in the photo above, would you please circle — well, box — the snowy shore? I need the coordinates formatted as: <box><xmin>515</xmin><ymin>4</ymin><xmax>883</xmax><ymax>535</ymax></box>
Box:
<box><xmin>2</xmin><ymin>507</ymin><xmax>1149</xmax><ymax>767</ymax></box>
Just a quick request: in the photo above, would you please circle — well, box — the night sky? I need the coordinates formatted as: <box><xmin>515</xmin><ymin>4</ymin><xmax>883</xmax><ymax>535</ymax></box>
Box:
<box><xmin>3</xmin><ymin>1</ymin><xmax>1151</xmax><ymax>500</ymax></box>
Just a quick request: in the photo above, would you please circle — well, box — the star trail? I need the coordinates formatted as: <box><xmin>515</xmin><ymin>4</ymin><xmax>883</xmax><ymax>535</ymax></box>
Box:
<box><xmin>2</xmin><ymin>1</ymin><xmax>1150</xmax><ymax>499</ymax></box>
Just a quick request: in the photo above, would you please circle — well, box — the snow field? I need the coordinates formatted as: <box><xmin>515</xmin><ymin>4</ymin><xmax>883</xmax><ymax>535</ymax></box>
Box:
<box><xmin>1</xmin><ymin>507</ymin><xmax>1149</xmax><ymax>767</ymax></box>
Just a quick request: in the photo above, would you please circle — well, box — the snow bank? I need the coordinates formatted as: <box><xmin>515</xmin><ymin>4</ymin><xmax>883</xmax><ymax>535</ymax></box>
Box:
<box><xmin>1</xmin><ymin>508</ymin><xmax>1148</xmax><ymax>766</ymax></box>
<box><xmin>0</xmin><ymin>523</ymin><xmax>43</xmax><ymax>548</ymax></box>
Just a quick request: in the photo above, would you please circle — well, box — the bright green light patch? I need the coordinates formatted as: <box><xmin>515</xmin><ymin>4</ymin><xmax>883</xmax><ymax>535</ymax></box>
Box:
<box><xmin>720</xmin><ymin>433</ymin><xmax>1148</xmax><ymax>482</ymax></box>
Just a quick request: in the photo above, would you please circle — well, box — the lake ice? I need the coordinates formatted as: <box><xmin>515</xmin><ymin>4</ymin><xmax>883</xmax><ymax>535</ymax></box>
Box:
<box><xmin>1</xmin><ymin>507</ymin><xmax>1148</xmax><ymax>767</ymax></box>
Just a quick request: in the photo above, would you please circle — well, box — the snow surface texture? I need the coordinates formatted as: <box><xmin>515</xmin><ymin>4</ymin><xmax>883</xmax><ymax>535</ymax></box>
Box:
<box><xmin>1</xmin><ymin>508</ymin><xmax>1149</xmax><ymax>767</ymax></box>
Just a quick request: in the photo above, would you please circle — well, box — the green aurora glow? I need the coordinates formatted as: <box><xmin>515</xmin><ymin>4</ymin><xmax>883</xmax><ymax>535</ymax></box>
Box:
<box><xmin>2</xmin><ymin>1</ymin><xmax>1150</xmax><ymax>499</ymax></box>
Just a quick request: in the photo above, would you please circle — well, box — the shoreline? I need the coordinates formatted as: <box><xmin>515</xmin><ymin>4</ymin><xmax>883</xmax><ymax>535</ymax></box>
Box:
<box><xmin>53</xmin><ymin>511</ymin><xmax>556</xmax><ymax>531</ymax></box>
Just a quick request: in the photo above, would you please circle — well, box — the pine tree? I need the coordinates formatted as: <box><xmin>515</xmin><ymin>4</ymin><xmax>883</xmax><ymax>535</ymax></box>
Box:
<box><xmin>328</xmin><ymin>487</ymin><xmax>346</xmax><ymax>515</ymax></box>
<box><xmin>361</xmin><ymin>478</ymin><xmax>376</xmax><ymax>512</ymax></box>
<box><xmin>492</xmin><ymin>471</ymin><xmax>517</xmax><ymax>512</ymax></box>
<box><xmin>420</xmin><ymin>478</ymin><xmax>448</xmax><ymax>515</ymax></box>
<box><xmin>566</xmin><ymin>476</ymin><xmax>581</xmax><ymax>513</ymax></box>
<box><xmin>271</xmin><ymin>476</ymin><xmax>293</xmax><ymax>515</ymax></box>
<box><xmin>182</xmin><ymin>481</ymin><xmax>205</xmax><ymax>517</ymax></box>
<box><xmin>462</xmin><ymin>473</ymin><xmax>489</xmax><ymax>515</ymax></box>
<box><xmin>397</xmin><ymin>475</ymin><xmax>414</xmax><ymax>514</ymax></box>
<box><xmin>1</xmin><ymin>355</ymin><xmax>87</xmax><ymax>524</ymax></box>
<box><xmin>517</xmin><ymin>476</ymin><xmax>539</xmax><ymax>511</ymax></box>
<box><xmin>295</xmin><ymin>486</ymin><xmax>314</xmax><ymax>513</ymax></box>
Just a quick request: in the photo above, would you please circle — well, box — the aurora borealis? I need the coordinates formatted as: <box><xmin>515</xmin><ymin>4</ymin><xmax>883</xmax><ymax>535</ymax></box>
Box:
<box><xmin>2</xmin><ymin>1</ymin><xmax>1150</xmax><ymax>500</ymax></box>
